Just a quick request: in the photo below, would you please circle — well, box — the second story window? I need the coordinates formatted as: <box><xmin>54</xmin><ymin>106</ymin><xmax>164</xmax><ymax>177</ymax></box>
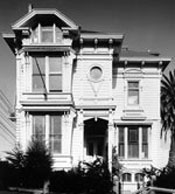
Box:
<box><xmin>32</xmin><ymin>56</ymin><xmax>62</xmax><ymax>92</ymax></box>
<box><xmin>128</xmin><ymin>81</ymin><xmax>139</xmax><ymax>105</ymax></box>
<box><xmin>32</xmin><ymin>24</ymin><xmax>62</xmax><ymax>44</ymax></box>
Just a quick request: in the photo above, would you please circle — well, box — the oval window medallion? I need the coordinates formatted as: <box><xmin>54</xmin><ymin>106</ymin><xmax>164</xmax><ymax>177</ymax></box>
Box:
<box><xmin>89</xmin><ymin>66</ymin><xmax>103</xmax><ymax>82</ymax></box>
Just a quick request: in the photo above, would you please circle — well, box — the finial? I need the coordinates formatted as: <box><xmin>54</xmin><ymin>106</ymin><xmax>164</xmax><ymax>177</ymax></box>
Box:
<box><xmin>28</xmin><ymin>4</ymin><xmax>33</xmax><ymax>12</ymax></box>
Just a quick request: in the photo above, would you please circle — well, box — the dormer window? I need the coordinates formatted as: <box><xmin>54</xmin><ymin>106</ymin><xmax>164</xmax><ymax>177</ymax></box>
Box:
<box><xmin>41</xmin><ymin>27</ymin><xmax>54</xmax><ymax>43</ymax></box>
<box><xmin>31</xmin><ymin>24</ymin><xmax>62</xmax><ymax>44</ymax></box>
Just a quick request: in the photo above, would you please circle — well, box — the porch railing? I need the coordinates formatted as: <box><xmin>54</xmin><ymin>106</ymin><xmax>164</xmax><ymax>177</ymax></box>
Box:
<box><xmin>133</xmin><ymin>186</ymin><xmax>175</xmax><ymax>194</ymax></box>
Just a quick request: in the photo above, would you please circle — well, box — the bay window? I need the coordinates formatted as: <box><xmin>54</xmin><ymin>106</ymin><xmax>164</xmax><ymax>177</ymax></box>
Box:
<box><xmin>32</xmin><ymin>114</ymin><xmax>62</xmax><ymax>154</ymax></box>
<box><xmin>118</xmin><ymin>125</ymin><xmax>149</xmax><ymax>159</ymax></box>
<box><xmin>32</xmin><ymin>56</ymin><xmax>62</xmax><ymax>92</ymax></box>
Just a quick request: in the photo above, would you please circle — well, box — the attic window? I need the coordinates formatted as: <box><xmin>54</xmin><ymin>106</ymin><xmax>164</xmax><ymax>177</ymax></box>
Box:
<box><xmin>41</xmin><ymin>27</ymin><xmax>53</xmax><ymax>43</ymax></box>
<box><xmin>31</xmin><ymin>24</ymin><xmax>62</xmax><ymax>44</ymax></box>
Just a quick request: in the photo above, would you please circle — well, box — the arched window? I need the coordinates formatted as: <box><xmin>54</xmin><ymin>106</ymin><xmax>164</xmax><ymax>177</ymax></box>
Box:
<box><xmin>135</xmin><ymin>173</ymin><xmax>145</xmax><ymax>182</ymax></box>
<box><xmin>122</xmin><ymin>173</ymin><xmax>132</xmax><ymax>182</ymax></box>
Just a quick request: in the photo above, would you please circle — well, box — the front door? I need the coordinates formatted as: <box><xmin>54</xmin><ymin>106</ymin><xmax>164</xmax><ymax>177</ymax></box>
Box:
<box><xmin>84</xmin><ymin>118</ymin><xmax>107</xmax><ymax>160</ymax></box>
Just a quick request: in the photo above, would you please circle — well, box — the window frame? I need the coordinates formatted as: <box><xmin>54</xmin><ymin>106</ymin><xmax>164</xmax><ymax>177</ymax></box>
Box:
<box><xmin>49</xmin><ymin>115</ymin><xmax>62</xmax><ymax>153</ymax></box>
<box><xmin>31</xmin><ymin>23</ymin><xmax>63</xmax><ymax>44</ymax></box>
<box><xmin>118</xmin><ymin>125</ymin><xmax>149</xmax><ymax>160</ymax></box>
<box><xmin>32</xmin><ymin>113</ymin><xmax>62</xmax><ymax>154</ymax></box>
<box><xmin>32</xmin><ymin>55</ymin><xmax>63</xmax><ymax>93</ymax></box>
<box><xmin>127</xmin><ymin>80</ymin><xmax>140</xmax><ymax>106</ymax></box>
<box><xmin>122</xmin><ymin>173</ymin><xmax>132</xmax><ymax>182</ymax></box>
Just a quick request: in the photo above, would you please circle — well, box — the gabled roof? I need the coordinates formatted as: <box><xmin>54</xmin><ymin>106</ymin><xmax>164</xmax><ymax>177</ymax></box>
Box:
<box><xmin>12</xmin><ymin>8</ymin><xmax>79</xmax><ymax>30</ymax></box>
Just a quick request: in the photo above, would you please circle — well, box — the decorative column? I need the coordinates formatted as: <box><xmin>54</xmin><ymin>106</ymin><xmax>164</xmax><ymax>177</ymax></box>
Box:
<box><xmin>108</xmin><ymin>109</ymin><xmax>114</xmax><ymax>172</ymax></box>
<box><xmin>78</xmin><ymin>109</ymin><xmax>84</xmax><ymax>161</ymax></box>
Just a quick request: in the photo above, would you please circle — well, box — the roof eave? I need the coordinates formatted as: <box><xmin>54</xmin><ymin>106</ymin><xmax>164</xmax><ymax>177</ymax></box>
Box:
<box><xmin>12</xmin><ymin>9</ymin><xmax>79</xmax><ymax>29</ymax></box>
<box><xmin>2</xmin><ymin>33</ymin><xmax>16</xmax><ymax>54</ymax></box>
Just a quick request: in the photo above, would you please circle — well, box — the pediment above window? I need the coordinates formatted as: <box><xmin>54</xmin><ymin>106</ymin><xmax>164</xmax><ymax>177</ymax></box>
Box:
<box><xmin>124</xmin><ymin>69</ymin><xmax>143</xmax><ymax>78</ymax></box>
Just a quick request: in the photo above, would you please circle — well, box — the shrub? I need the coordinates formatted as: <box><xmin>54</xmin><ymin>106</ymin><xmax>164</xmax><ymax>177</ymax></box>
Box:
<box><xmin>6</xmin><ymin>139</ymin><xmax>52</xmax><ymax>189</ymax></box>
<box><xmin>49</xmin><ymin>158</ymin><xmax>113</xmax><ymax>194</ymax></box>
<box><xmin>143</xmin><ymin>165</ymin><xmax>175</xmax><ymax>189</ymax></box>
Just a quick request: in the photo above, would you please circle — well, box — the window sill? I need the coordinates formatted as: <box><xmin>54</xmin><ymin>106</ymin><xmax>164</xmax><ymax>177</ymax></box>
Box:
<box><xmin>119</xmin><ymin>158</ymin><xmax>152</xmax><ymax>162</ymax></box>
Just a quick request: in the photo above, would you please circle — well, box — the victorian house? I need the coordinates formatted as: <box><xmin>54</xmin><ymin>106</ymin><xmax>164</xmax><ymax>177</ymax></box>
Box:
<box><xmin>3</xmin><ymin>6</ymin><xmax>171</xmax><ymax>193</ymax></box>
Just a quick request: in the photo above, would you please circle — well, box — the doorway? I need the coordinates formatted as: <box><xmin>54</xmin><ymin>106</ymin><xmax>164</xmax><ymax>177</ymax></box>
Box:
<box><xmin>84</xmin><ymin>118</ymin><xmax>108</xmax><ymax>160</ymax></box>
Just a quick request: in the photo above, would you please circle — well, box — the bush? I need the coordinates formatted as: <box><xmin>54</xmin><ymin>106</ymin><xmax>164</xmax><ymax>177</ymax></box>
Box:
<box><xmin>49</xmin><ymin>158</ymin><xmax>113</xmax><ymax>194</ymax></box>
<box><xmin>6</xmin><ymin>139</ymin><xmax>52</xmax><ymax>189</ymax></box>
<box><xmin>154</xmin><ymin>167</ymin><xmax>175</xmax><ymax>189</ymax></box>
<box><xmin>0</xmin><ymin>161</ymin><xmax>15</xmax><ymax>190</ymax></box>
<box><xmin>143</xmin><ymin>165</ymin><xmax>175</xmax><ymax>190</ymax></box>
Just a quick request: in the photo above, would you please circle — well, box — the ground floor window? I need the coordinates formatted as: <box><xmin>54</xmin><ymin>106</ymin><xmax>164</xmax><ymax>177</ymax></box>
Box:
<box><xmin>32</xmin><ymin>113</ymin><xmax>62</xmax><ymax>153</ymax></box>
<box><xmin>118</xmin><ymin>125</ymin><xmax>149</xmax><ymax>159</ymax></box>
<box><xmin>122</xmin><ymin>173</ymin><xmax>132</xmax><ymax>182</ymax></box>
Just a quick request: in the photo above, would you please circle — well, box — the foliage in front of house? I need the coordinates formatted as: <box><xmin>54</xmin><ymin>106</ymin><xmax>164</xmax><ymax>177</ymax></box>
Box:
<box><xmin>5</xmin><ymin>139</ymin><xmax>52</xmax><ymax>189</ymax></box>
<box><xmin>143</xmin><ymin>165</ymin><xmax>175</xmax><ymax>190</ymax></box>
<box><xmin>2</xmin><ymin>141</ymin><xmax>120</xmax><ymax>193</ymax></box>
<box><xmin>49</xmin><ymin>158</ymin><xmax>113</xmax><ymax>194</ymax></box>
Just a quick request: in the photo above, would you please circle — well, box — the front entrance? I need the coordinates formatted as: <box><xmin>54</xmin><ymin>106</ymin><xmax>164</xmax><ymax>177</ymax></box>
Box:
<box><xmin>84</xmin><ymin>118</ymin><xmax>108</xmax><ymax>161</ymax></box>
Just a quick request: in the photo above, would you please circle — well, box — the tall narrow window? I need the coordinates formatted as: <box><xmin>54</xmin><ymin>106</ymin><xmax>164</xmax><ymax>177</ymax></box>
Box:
<box><xmin>33</xmin><ymin>115</ymin><xmax>45</xmax><ymax>142</ymax></box>
<box><xmin>128</xmin><ymin>127</ymin><xmax>139</xmax><ymax>158</ymax></box>
<box><xmin>119</xmin><ymin>127</ymin><xmax>125</xmax><ymax>158</ymax></box>
<box><xmin>49</xmin><ymin>57</ymin><xmax>62</xmax><ymax>92</ymax></box>
<box><xmin>50</xmin><ymin>115</ymin><xmax>62</xmax><ymax>153</ymax></box>
<box><xmin>32</xmin><ymin>57</ymin><xmax>45</xmax><ymax>92</ymax></box>
<box><xmin>128</xmin><ymin>81</ymin><xmax>139</xmax><ymax>105</ymax></box>
<box><xmin>142</xmin><ymin>127</ymin><xmax>148</xmax><ymax>158</ymax></box>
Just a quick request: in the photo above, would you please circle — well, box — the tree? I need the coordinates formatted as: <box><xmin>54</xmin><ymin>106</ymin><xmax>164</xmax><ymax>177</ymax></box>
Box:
<box><xmin>161</xmin><ymin>69</ymin><xmax>175</xmax><ymax>168</ymax></box>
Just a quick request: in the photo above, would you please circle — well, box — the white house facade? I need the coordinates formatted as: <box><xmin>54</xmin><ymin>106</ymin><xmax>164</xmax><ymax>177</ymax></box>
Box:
<box><xmin>3</xmin><ymin>6</ymin><xmax>171</xmax><ymax>193</ymax></box>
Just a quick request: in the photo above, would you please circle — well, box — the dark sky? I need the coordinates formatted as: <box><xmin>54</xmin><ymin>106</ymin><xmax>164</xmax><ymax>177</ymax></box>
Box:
<box><xmin>0</xmin><ymin>0</ymin><xmax>175</xmax><ymax>104</ymax></box>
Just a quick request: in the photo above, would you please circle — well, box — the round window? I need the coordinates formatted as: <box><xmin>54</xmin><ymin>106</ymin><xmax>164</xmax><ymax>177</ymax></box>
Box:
<box><xmin>90</xmin><ymin>66</ymin><xmax>103</xmax><ymax>81</ymax></box>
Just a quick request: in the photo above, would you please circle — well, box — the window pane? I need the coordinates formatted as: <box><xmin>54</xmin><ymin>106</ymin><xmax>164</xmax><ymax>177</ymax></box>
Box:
<box><xmin>128</xmin><ymin>81</ymin><xmax>139</xmax><ymax>105</ymax></box>
<box><xmin>90</xmin><ymin>66</ymin><xmax>103</xmax><ymax>80</ymax></box>
<box><xmin>119</xmin><ymin>127</ymin><xmax>125</xmax><ymax>157</ymax></box>
<box><xmin>50</xmin><ymin>115</ymin><xmax>62</xmax><ymax>153</ymax></box>
<box><xmin>33</xmin><ymin>57</ymin><xmax>45</xmax><ymax>74</ymax></box>
<box><xmin>135</xmin><ymin>173</ymin><xmax>144</xmax><ymax>182</ymax></box>
<box><xmin>33</xmin><ymin>75</ymin><xmax>45</xmax><ymax>91</ymax></box>
<box><xmin>128</xmin><ymin>82</ymin><xmax>139</xmax><ymax>88</ymax></box>
<box><xmin>49</xmin><ymin>57</ymin><xmax>62</xmax><ymax>72</ymax></box>
<box><xmin>142</xmin><ymin>127</ymin><xmax>148</xmax><ymax>158</ymax></box>
<box><xmin>128</xmin><ymin>128</ymin><xmax>139</xmax><ymax>158</ymax></box>
<box><xmin>49</xmin><ymin>75</ymin><xmax>62</xmax><ymax>91</ymax></box>
<box><xmin>56</xmin><ymin>27</ymin><xmax>62</xmax><ymax>43</ymax></box>
<box><xmin>32</xmin><ymin>27</ymin><xmax>39</xmax><ymax>43</ymax></box>
<box><xmin>41</xmin><ymin>28</ymin><xmax>53</xmax><ymax>43</ymax></box>
<box><xmin>33</xmin><ymin>115</ymin><xmax>45</xmax><ymax>141</ymax></box>
<box><xmin>128</xmin><ymin>90</ymin><xmax>139</xmax><ymax>105</ymax></box>
<box><xmin>122</xmin><ymin>173</ymin><xmax>131</xmax><ymax>182</ymax></box>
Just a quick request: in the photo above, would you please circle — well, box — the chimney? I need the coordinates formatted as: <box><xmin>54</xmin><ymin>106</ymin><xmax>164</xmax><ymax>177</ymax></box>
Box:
<box><xmin>28</xmin><ymin>4</ymin><xmax>33</xmax><ymax>12</ymax></box>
